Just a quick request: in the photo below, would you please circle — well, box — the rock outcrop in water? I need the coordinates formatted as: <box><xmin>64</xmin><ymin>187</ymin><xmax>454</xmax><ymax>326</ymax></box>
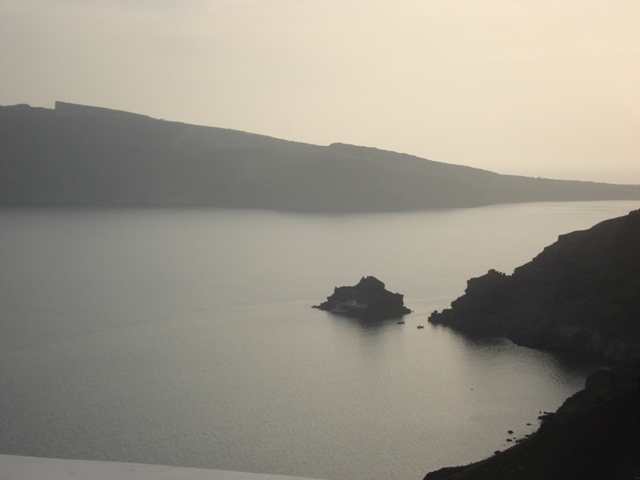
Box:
<box><xmin>314</xmin><ymin>276</ymin><xmax>411</xmax><ymax>319</ymax></box>
<box><xmin>429</xmin><ymin>209</ymin><xmax>640</xmax><ymax>361</ymax></box>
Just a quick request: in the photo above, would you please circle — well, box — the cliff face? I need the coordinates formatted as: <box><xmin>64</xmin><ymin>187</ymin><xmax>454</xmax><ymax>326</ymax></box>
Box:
<box><xmin>429</xmin><ymin>210</ymin><xmax>640</xmax><ymax>360</ymax></box>
<box><xmin>424</xmin><ymin>212</ymin><xmax>640</xmax><ymax>480</ymax></box>
<box><xmin>2</xmin><ymin>102</ymin><xmax>640</xmax><ymax>213</ymax></box>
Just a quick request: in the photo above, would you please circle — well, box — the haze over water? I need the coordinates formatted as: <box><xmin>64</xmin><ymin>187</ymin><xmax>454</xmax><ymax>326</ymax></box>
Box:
<box><xmin>1</xmin><ymin>201</ymin><xmax>637</xmax><ymax>480</ymax></box>
<box><xmin>2</xmin><ymin>2</ymin><xmax>639</xmax><ymax>184</ymax></box>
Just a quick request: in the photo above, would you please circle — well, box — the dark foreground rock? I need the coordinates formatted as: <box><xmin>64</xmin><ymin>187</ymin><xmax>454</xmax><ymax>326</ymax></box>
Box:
<box><xmin>313</xmin><ymin>276</ymin><xmax>411</xmax><ymax>319</ymax></box>
<box><xmin>424</xmin><ymin>210</ymin><xmax>640</xmax><ymax>479</ymax></box>
<box><xmin>429</xmin><ymin>209</ymin><xmax>640</xmax><ymax>361</ymax></box>
<box><xmin>423</xmin><ymin>359</ymin><xmax>640</xmax><ymax>480</ymax></box>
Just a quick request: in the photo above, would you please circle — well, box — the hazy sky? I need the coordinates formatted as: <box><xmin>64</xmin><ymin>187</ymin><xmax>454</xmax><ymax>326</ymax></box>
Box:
<box><xmin>1</xmin><ymin>1</ymin><xmax>639</xmax><ymax>184</ymax></box>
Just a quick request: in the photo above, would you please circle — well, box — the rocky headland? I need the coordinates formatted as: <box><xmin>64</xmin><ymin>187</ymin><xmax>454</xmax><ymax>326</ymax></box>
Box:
<box><xmin>314</xmin><ymin>276</ymin><xmax>411</xmax><ymax>319</ymax></box>
<box><xmin>424</xmin><ymin>209</ymin><xmax>640</xmax><ymax>479</ymax></box>
<box><xmin>429</xmin><ymin>209</ymin><xmax>640</xmax><ymax>361</ymax></box>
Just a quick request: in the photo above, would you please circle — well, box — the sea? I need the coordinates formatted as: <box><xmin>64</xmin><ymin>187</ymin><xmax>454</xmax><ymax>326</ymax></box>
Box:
<box><xmin>1</xmin><ymin>200</ymin><xmax>638</xmax><ymax>480</ymax></box>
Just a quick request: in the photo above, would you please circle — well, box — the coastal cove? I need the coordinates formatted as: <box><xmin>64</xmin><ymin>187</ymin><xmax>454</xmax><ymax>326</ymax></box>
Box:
<box><xmin>1</xmin><ymin>201</ymin><xmax>638</xmax><ymax>480</ymax></box>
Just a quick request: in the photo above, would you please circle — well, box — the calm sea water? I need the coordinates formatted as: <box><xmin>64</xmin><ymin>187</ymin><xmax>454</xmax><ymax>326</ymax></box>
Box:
<box><xmin>1</xmin><ymin>201</ymin><xmax>638</xmax><ymax>480</ymax></box>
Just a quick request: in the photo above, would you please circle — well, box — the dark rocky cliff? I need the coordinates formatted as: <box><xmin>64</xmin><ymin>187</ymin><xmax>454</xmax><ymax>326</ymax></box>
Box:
<box><xmin>2</xmin><ymin>102</ymin><xmax>640</xmax><ymax>212</ymax></box>
<box><xmin>424</xmin><ymin>212</ymin><xmax>640</xmax><ymax>480</ymax></box>
<box><xmin>429</xmin><ymin>209</ymin><xmax>640</xmax><ymax>360</ymax></box>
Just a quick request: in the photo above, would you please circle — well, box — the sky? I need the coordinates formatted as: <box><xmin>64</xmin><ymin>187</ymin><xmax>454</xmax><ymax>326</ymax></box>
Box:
<box><xmin>1</xmin><ymin>0</ymin><xmax>639</xmax><ymax>184</ymax></box>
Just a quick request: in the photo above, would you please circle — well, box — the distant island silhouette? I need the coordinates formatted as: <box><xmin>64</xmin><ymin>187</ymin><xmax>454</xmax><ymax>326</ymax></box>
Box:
<box><xmin>1</xmin><ymin>101</ymin><xmax>639</xmax><ymax>212</ymax></box>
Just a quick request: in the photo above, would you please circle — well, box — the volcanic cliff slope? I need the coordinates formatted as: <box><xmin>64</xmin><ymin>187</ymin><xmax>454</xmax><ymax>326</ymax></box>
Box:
<box><xmin>429</xmin><ymin>209</ymin><xmax>640</xmax><ymax>360</ymax></box>
<box><xmin>2</xmin><ymin>102</ymin><xmax>639</xmax><ymax>212</ymax></box>
<box><xmin>425</xmin><ymin>211</ymin><xmax>640</xmax><ymax>480</ymax></box>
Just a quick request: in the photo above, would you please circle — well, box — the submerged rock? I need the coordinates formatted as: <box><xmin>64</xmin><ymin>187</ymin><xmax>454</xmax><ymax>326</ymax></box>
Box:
<box><xmin>314</xmin><ymin>276</ymin><xmax>411</xmax><ymax>319</ymax></box>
